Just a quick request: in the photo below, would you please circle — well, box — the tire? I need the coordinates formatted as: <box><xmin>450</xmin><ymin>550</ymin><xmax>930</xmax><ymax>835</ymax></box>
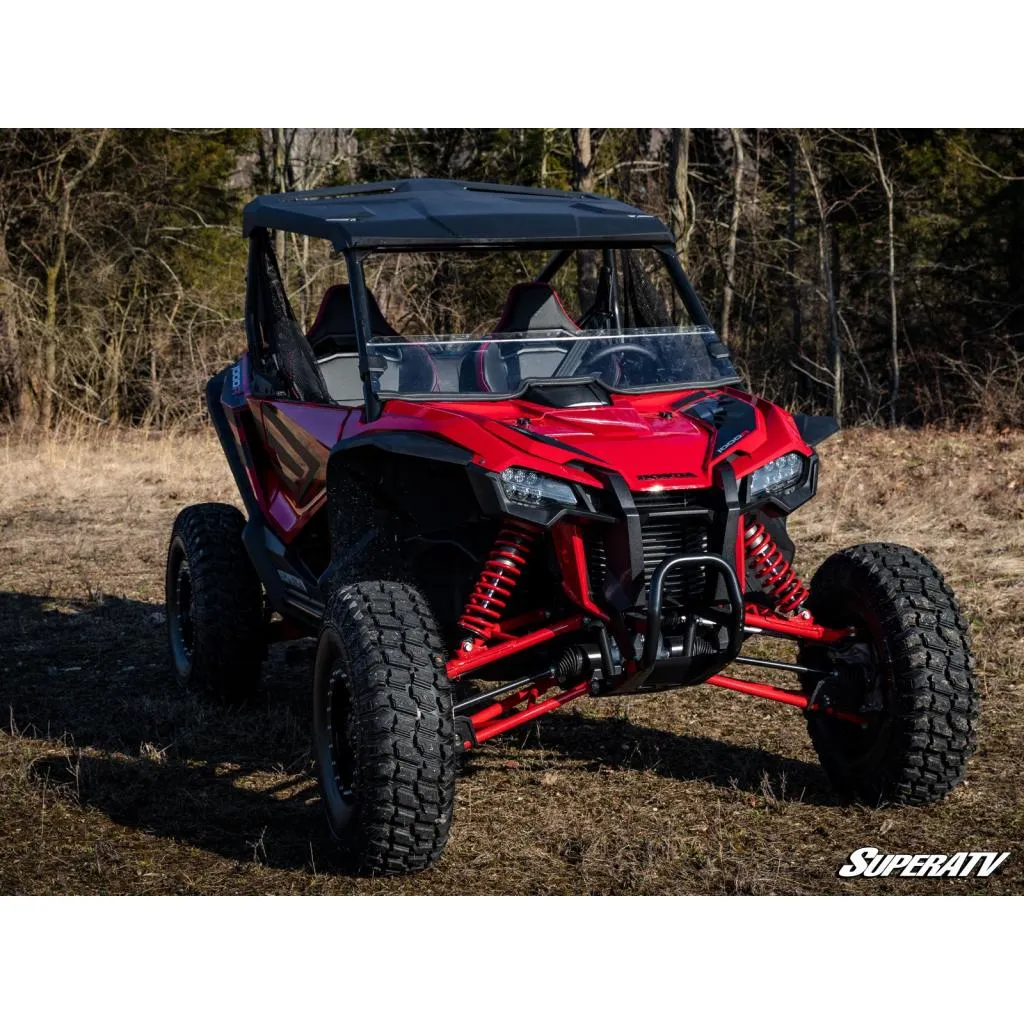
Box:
<box><xmin>165</xmin><ymin>503</ymin><xmax>265</xmax><ymax>701</ymax></box>
<box><xmin>801</xmin><ymin>543</ymin><xmax>979</xmax><ymax>806</ymax></box>
<box><xmin>313</xmin><ymin>580</ymin><xmax>456</xmax><ymax>874</ymax></box>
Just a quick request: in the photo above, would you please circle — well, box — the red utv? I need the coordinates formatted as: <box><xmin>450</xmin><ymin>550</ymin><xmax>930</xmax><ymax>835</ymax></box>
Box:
<box><xmin>165</xmin><ymin>179</ymin><xmax>979</xmax><ymax>874</ymax></box>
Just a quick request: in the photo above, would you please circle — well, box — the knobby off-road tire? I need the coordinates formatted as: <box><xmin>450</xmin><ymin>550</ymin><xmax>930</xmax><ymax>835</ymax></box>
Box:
<box><xmin>313</xmin><ymin>580</ymin><xmax>456</xmax><ymax>874</ymax></box>
<box><xmin>802</xmin><ymin>543</ymin><xmax>979</xmax><ymax>806</ymax></box>
<box><xmin>165</xmin><ymin>503</ymin><xmax>265</xmax><ymax>701</ymax></box>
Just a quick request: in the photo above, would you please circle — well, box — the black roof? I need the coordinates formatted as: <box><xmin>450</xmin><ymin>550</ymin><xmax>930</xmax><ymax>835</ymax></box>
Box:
<box><xmin>242</xmin><ymin>178</ymin><xmax>673</xmax><ymax>251</ymax></box>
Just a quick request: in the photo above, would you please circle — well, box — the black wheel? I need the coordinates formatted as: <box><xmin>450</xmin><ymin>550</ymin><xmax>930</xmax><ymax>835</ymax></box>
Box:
<box><xmin>800</xmin><ymin>543</ymin><xmax>979</xmax><ymax>806</ymax></box>
<box><xmin>165</xmin><ymin>503</ymin><xmax>265</xmax><ymax>701</ymax></box>
<box><xmin>313</xmin><ymin>580</ymin><xmax>456</xmax><ymax>874</ymax></box>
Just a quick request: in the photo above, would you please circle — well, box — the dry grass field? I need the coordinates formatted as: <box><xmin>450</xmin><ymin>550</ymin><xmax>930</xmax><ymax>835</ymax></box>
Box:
<box><xmin>1</xmin><ymin>427</ymin><xmax>1022</xmax><ymax>894</ymax></box>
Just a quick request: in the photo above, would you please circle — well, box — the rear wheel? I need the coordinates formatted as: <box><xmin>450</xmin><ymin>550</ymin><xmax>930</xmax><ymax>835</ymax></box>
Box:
<box><xmin>313</xmin><ymin>580</ymin><xmax>456</xmax><ymax>874</ymax></box>
<box><xmin>800</xmin><ymin>543</ymin><xmax>979</xmax><ymax>805</ymax></box>
<box><xmin>165</xmin><ymin>503</ymin><xmax>265</xmax><ymax>701</ymax></box>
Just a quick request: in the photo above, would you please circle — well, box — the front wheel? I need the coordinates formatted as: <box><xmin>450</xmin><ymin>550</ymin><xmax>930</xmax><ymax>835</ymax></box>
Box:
<box><xmin>313</xmin><ymin>580</ymin><xmax>456</xmax><ymax>874</ymax></box>
<box><xmin>800</xmin><ymin>543</ymin><xmax>979</xmax><ymax>806</ymax></box>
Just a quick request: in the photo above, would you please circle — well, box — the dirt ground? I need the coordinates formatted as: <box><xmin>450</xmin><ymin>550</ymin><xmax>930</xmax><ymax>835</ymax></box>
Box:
<box><xmin>1</xmin><ymin>426</ymin><xmax>1021</xmax><ymax>894</ymax></box>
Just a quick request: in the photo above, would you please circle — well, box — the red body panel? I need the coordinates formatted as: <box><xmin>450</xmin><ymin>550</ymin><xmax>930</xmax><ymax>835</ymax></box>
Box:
<box><xmin>219</xmin><ymin>351</ymin><xmax>857</xmax><ymax>741</ymax></box>
<box><xmin>345</xmin><ymin>388</ymin><xmax>811</xmax><ymax>495</ymax></box>
<box><xmin>245</xmin><ymin>395</ymin><xmax>352</xmax><ymax>543</ymax></box>
<box><xmin>550</xmin><ymin>521</ymin><xmax>608</xmax><ymax>621</ymax></box>
<box><xmin>229</xmin><ymin>350</ymin><xmax>812</xmax><ymax>547</ymax></box>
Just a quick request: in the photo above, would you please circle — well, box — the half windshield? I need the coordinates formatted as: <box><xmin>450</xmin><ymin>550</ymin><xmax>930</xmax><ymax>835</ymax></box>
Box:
<box><xmin>366</xmin><ymin>326</ymin><xmax>739</xmax><ymax>398</ymax></box>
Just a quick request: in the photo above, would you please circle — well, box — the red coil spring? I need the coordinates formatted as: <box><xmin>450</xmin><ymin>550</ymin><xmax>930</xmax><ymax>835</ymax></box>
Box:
<box><xmin>743</xmin><ymin>518</ymin><xmax>809</xmax><ymax>615</ymax></box>
<box><xmin>459</xmin><ymin>520</ymin><xmax>541</xmax><ymax>641</ymax></box>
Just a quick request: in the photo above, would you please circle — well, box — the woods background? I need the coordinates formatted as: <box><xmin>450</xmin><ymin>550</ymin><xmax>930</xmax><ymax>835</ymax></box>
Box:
<box><xmin>1</xmin><ymin>128</ymin><xmax>1022</xmax><ymax>431</ymax></box>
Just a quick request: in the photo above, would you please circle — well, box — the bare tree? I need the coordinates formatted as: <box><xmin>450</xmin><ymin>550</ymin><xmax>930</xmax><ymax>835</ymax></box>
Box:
<box><xmin>786</xmin><ymin>137</ymin><xmax>802</xmax><ymax>358</ymax></box>
<box><xmin>720</xmin><ymin>128</ymin><xmax>746</xmax><ymax>346</ymax></box>
<box><xmin>256</xmin><ymin>129</ymin><xmax>356</xmax><ymax>326</ymax></box>
<box><xmin>571</xmin><ymin>128</ymin><xmax>599</xmax><ymax>310</ymax></box>
<box><xmin>798</xmin><ymin>133</ymin><xmax>843</xmax><ymax>424</ymax></box>
<box><xmin>31</xmin><ymin>130</ymin><xmax>110</xmax><ymax>426</ymax></box>
<box><xmin>871</xmin><ymin>129</ymin><xmax>900</xmax><ymax>426</ymax></box>
<box><xmin>0</xmin><ymin>127</ymin><xmax>1019</xmax><ymax>432</ymax></box>
<box><xmin>668</xmin><ymin>128</ymin><xmax>695</xmax><ymax>269</ymax></box>
<box><xmin>538</xmin><ymin>127</ymin><xmax>552</xmax><ymax>187</ymax></box>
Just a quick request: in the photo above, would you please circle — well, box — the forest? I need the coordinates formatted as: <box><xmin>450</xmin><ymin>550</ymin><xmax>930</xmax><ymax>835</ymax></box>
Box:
<box><xmin>1</xmin><ymin>128</ymin><xmax>1022</xmax><ymax>430</ymax></box>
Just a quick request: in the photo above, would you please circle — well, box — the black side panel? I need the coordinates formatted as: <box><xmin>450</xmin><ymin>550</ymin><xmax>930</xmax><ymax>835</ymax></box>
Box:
<box><xmin>206</xmin><ymin>370</ymin><xmax>259</xmax><ymax>520</ymax></box>
<box><xmin>206</xmin><ymin>369</ymin><xmax>322</xmax><ymax>630</ymax></box>
<box><xmin>333</xmin><ymin>431</ymin><xmax>473</xmax><ymax>466</ymax></box>
<box><xmin>712</xmin><ymin>461</ymin><xmax>742</xmax><ymax>601</ymax></box>
<box><xmin>677</xmin><ymin>393</ymin><xmax>757</xmax><ymax>457</ymax></box>
<box><xmin>792</xmin><ymin>412</ymin><xmax>840</xmax><ymax>448</ymax></box>
<box><xmin>321</xmin><ymin>442</ymin><xmax>467</xmax><ymax>597</ymax></box>
<box><xmin>600</xmin><ymin>472</ymin><xmax>645</xmax><ymax>610</ymax></box>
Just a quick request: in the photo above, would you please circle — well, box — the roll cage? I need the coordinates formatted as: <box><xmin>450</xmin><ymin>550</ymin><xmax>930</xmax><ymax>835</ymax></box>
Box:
<box><xmin>242</xmin><ymin>179</ymin><xmax>715</xmax><ymax>419</ymax></box>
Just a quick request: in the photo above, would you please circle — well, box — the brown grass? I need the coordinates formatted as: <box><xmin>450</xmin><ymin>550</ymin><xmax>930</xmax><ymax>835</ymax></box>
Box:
<box><xmin>1</xmin><ymin>426</ymin><xmax>1022</xmax><ymax>894</ymax></box>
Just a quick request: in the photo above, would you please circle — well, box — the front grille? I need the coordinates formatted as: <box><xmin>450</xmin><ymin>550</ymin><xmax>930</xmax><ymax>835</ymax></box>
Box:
<box><xmin>586</xmin><ymin>490</ymin><xmax>713</xmax><ymax>609</ymax></box>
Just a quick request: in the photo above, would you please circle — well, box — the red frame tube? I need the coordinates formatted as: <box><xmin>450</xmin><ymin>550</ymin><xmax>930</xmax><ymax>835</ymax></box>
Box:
<box><xmin>468</xmin><ymin>676</ymin><xmax>558</xmax><ymax>725</ymax></box>
<box><xmin>468</xmin><ymin>680</ymin><xmax>591</xmax><ymax>747</ymax></box>
<box><xmin>706</xmin><ymin>673</ymin><xmax>867</xmax><ymax>724</ymax></box>
<box><xmin>447</xmin><ymin>591</ymin><xmax>863</xmax><ymax>750</ymax></box>
<box><xmin>744</xmin><ymin>607</ymin><xmax>852</xmax><ymax>644</ymax></box>
<box><xmin>492</xmin><ymin>609</ymin><xmax>550</xmax><ymax>637</ymax></box>
<box><xmin>447</xmin><ymin>614</ymin><xmax>586</xmax><ymax>680</ymax></box>
<box><xmin>460</xmin><ymin>670</ymin><xmax>867</xmax><ymax>751</ymax></box>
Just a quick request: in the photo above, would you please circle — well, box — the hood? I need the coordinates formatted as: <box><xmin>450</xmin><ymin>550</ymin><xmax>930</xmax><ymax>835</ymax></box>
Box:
<box><xmin>449</xmin><ymin>389</ymin><xmax>763</xmax><ymax>490</ymax></box>
<box><xmin>362</xmin><ymin>388</ymin><xmax>799</xmax><ymax>494</ymax></box>
<box><xmin>486</xmin><ymin>403</ymin><xmax>714</xmax><ymax>488</ymax></box>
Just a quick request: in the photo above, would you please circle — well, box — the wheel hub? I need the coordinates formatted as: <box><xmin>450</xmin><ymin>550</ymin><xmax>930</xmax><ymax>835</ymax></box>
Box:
<box><xmin>174</xmin><ymin>561</ymin><xmax>194</xmax><ymax>657</ymax></box>
<box><xmin>326</xmin><ymin>664</ymin><xmax>357</xmax><ymax>805</ymax></box>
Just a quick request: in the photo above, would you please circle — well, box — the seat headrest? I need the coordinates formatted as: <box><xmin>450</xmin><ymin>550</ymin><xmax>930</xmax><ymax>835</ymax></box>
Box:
<box><xmin>494</xmin><ymin>283</ymin><xmax>580</xmax><ymax>335</ymax></box>
<box><xmin>307</xmin><ymin>284</ymin><xmax>398</xmax><ymax>348</ymax></box>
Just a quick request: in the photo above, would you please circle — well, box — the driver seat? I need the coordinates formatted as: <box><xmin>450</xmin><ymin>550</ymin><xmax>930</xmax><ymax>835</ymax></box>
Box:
<box><xmin>308</xmin><ymin>285</ymin><xmax>437</xmax><ymax>401</ymax></box>
<box><xmin>474</xmin><ymin>282</ymin><xmax>579</xmax><ymax>392</ymax></box>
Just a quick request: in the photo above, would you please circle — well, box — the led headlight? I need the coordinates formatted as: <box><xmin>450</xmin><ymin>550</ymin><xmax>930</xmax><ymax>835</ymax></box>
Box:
<box><xmin>748</xmin><ymin>452</ymin><xmax>805</xmax><ymax>497</ymax></box>
<box><xmin>499</xmin><ymin>467</ymin><xmax>578</xmax><ymax>508</ymax></box>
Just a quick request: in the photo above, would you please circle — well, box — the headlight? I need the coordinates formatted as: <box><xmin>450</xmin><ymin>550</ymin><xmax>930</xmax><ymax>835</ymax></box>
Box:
<box><xmin>499</xmin><ymin>466</ymin><xmax>577</xmax><ymax>508</ymax></box>
<box><xmin>748</xmin><ymin>452</ymin><xmax>805</xmax><ymax>497</ymax></box>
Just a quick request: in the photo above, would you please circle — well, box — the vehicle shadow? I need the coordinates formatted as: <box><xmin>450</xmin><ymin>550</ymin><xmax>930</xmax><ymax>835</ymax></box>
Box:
<box><xmin>1</xmin><ymin>589</ymin><xmax>340</xmax><ymax>872</ymax></box>
<box><xmin>509</xmin><ymin>711</ymin><xmax>837</xmax><ymax>806</ymax></box>
<box><xmin>2</xmin><ymin>589</ymin><xmax>837</xmax><ymax>874</ymax></box>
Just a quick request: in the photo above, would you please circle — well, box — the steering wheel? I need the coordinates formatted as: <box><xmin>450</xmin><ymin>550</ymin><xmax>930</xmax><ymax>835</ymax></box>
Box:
<box><xmin>579</xmin><ymin>343</ymin><xmax>660</xmax><ymax>375</ymax></box>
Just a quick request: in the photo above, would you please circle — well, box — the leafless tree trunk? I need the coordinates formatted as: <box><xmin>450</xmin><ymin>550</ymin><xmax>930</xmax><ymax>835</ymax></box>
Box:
<box><xmin>271</xmin><ymin>128</ymin><xmax>288</xmax><ymax>272</ymax></box>
<box><xmin>0</xmin><ymin>212</ymin><xmax>26</xmax><ymax>421</ymax></box>
<box><xmin>787</xmin><ymin>139</ymin><xmax>802</xmax><ymax>358</ymax></box>
<box><xmin>668</xmin><ymin>128</ymin><xmax>694</xmax><ymax>266</ymax></box>
<box><xmin>871</xmin><ymin>129</ymin><xmax>899</xmax><ymax>426</ymax></box>
<box><xmin>667</xmin><ymin>128</ymin><xmax>694</xmax><ymax>323</ymax></box>
<box><xmin>720</xmin><ymin>128</ymin><xmax>745</xmax><ymax>346</ymax></box>
<box><xmin>38</xmin><ymin>130</ymin><xmax>109</xmax><ymax>427</ymax></box>
<box><xmin>571</xmin><ymin>128</ymin><xmax>598</xmax><ymax>311</ymax></box>
<box><xmin>799</xmin><ymin>134</ymin><xmax>843</xmax><ymax>424</ymax></box>
<box><xmin>272</xmin><ymin>128</ymin><xmax>354</xmax><ymax>327</ymax></box>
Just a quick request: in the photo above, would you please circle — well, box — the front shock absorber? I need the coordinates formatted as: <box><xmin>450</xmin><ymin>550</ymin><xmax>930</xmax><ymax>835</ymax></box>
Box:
<box><xmin>743</xmin><ymin>518</ymin><xmax>810</xmax><ymax>615</ymax></box>
<box><xmin>459</xmin><ymin>519</ymin><xmax>542</xmax><ymax>643</ymax></box>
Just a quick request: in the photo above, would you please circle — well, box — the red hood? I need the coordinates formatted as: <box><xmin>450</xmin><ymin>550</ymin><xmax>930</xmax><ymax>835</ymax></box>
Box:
<box><xmin>352</xmin><ymin>389</ymin><xmax>808</xmax><ymax>493</ymax></box>
<box><xmin>480</xmin><ymin>401</ymin><xmax>717</xmax><ymax>488</ymax></box>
